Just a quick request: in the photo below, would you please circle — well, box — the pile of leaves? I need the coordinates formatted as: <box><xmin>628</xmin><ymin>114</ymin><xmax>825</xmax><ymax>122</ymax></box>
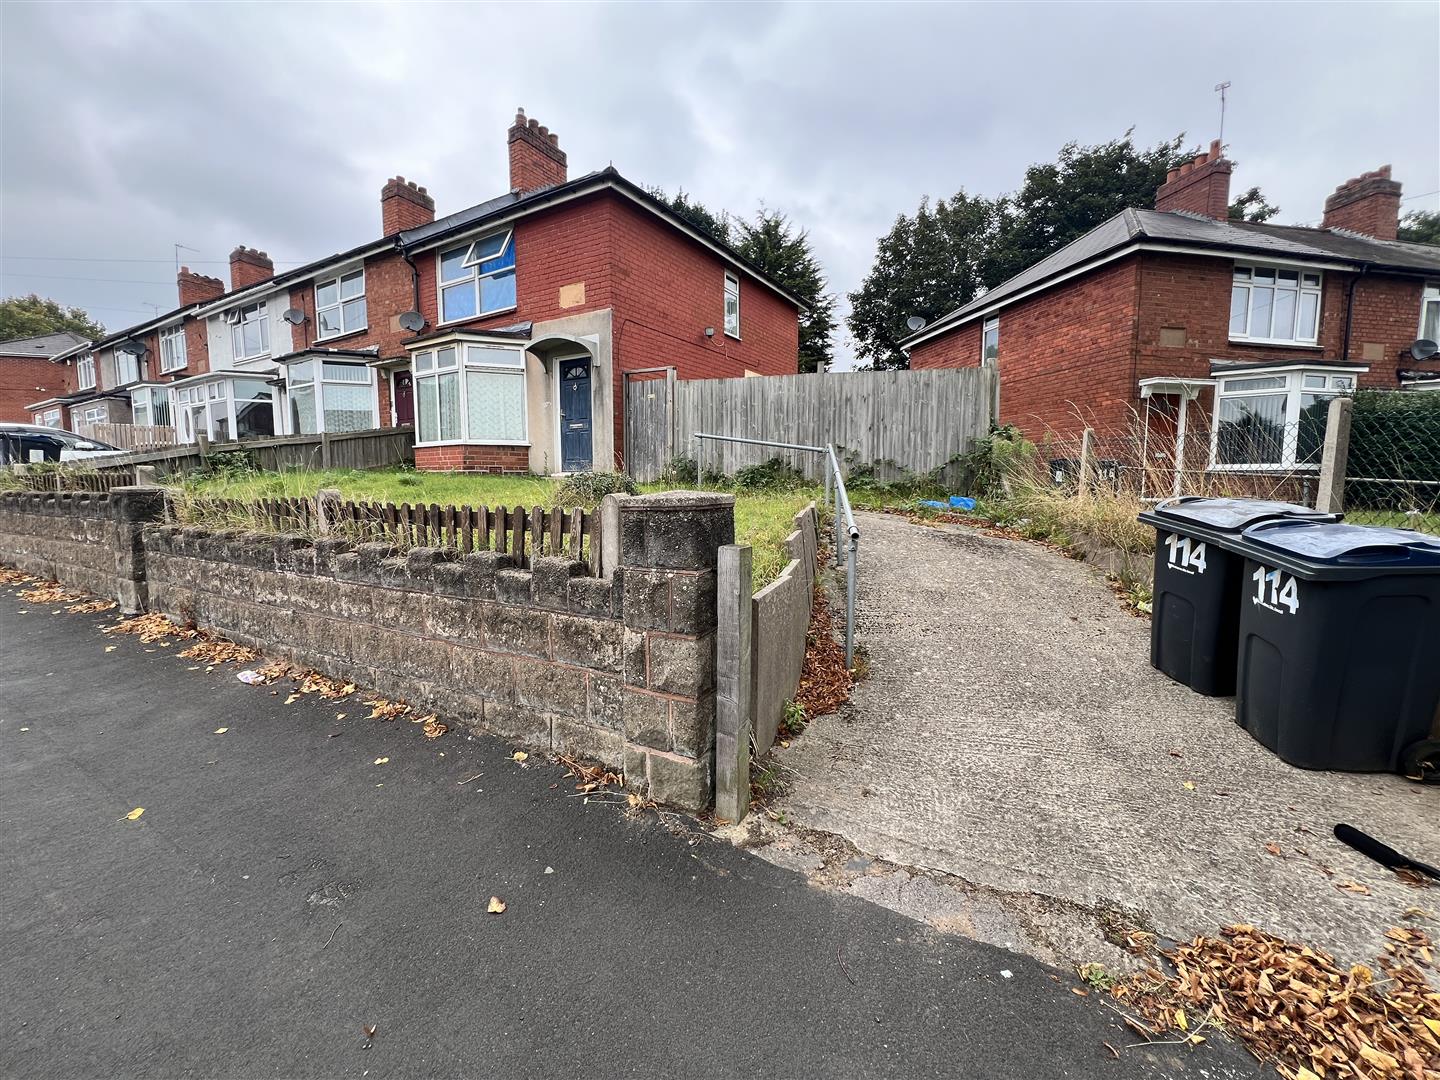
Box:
<box><xmin>410</xmin><ymin>713</ymin><xmax>447</xmax><ymax>739</ymax></box>
<box><xmin>103</xmin><ymin>612</ymin><xmax>195</xmax><ymax>644</ymax></box>
<box><xmin>1110</xmin><ymin>923</ymin><xmax>1440</xmax><ymax>1079</ymax></box>
<box><xmin>557</xmin><ymin>753</ymin><xmax>623</xmax><ymax>793</ymax></box>
<box><xmin>0</xmin><ymin>568</ymin><xmax>38</xmax><ymax>586</ymax></box>
<box><xmin>178</xmin><ymin>640</ymin><xmax>258</xmax><ymax>665</ymax></box>
<box><xmin>65</xmin><ymin>598</ymin><xmax>116</xmax><ymax>615</ymax></box>
<box><xmin>365</xmin><ymin>698</ymin><xmax>413</xmax><ymax>722</ymax></box>
<box><xmin>18</xmin><ymin>583</ymin><xmax>85</xmax><ymax>605</ymax></box>
<box><xmin>792</xmin><ymin>584</ymin><xmax>852</xmax><ymax>719</ymax></box>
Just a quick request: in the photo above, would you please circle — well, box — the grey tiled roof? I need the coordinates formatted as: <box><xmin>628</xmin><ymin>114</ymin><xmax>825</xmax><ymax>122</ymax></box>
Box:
<box><xmin>0</xmin><ymin>330</ymin><xmax>89</xmax><ymax>359</ymax></box>
<box><xmin>905</xmin><ymin>209</ymin><xmax>1440</xmax><ymax>344</ymax></box>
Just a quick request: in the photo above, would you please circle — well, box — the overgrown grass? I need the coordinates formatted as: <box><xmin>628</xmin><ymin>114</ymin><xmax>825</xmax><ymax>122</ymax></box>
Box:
<box><xmin>176</xmin><ymin>466</ymin><xmax>818</xmax><ymax>588</ymax></box>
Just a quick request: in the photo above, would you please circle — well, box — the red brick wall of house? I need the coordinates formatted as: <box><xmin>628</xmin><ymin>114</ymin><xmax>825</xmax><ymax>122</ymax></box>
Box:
<box><xmin>1</xmin><ymin>357</ymin><xmax>64</xmax><ymax>423</ymax></box>
<box><xmin>908</xmin><ymin>322</ymin><xmax>982</xmax><ymax>370</ymax></box>
<box><xmin>414</xmin><ymin>444</ymin><xmax>530</xmax><ymax>473</ymax></box>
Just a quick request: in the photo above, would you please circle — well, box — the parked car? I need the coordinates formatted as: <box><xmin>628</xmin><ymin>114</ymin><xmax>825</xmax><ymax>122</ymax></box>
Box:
<box><xmin>0</xmin><ymin>423</ymin><xmax>127</xmax><ymax>466</ymax></box>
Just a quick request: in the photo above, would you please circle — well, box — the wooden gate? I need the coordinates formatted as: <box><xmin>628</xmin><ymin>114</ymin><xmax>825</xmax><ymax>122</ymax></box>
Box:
<box><xmin>622</xmin><ymin>367</ymin><xmax>676</xmax><ymax>481</ymax></box>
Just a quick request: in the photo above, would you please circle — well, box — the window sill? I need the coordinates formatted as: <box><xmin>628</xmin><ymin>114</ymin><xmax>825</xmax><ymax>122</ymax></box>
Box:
<box><xmin>414</xmin><ymin>439</ymin><xmax>531</xmax><ymax>449</ymax></box>
<box><xmin>159</xmin><ymin>367</ymin><xmax>187</xmax><ymax>376</ymax></box>
<box><xmin>724</xmin><ymin>331</ymin><xmax>741</xmax><ymax>342</ymax></box>
<box><xmin>313</xmin><ymin>327</ymin><xmax>370</xmax><ymax>347</ymax></box>
<box><xmin>1226</xmin><ymin>339</ymin><xmax>1323</xmax><ymax>350</ymax></box>
<box><xmin>434</xmin><ymin>305</ymin><xmax>520</xmax><ymax>330</ymax></box>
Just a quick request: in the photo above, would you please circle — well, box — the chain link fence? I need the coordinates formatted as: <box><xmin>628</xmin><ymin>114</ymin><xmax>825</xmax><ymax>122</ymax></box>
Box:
<box><xmin>1342</xmin><ymin>390</ymin><xmax>1440</xmax><ymax>532</ymax></box>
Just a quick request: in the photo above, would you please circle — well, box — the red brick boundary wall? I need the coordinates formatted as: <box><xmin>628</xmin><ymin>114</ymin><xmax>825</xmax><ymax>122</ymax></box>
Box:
<box><xmin>414</xmin><ymin>444</ymin><xmax>531</xmax><ymax>473</ymax></box>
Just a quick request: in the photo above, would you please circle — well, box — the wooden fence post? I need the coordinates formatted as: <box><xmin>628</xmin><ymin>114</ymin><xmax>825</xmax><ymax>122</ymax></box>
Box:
<box><xmin>1077</xmin><ymin>427</ymin><xmax>1095</xmax><ymax>498</ymax></box>
<box><xmin>196</xmin><ymin>433</ymin><xmax>210</xmax><ymax>466</ymax></box>
<box><xmin>1315</xmin><ymin>396</ymin><xmax>1353</xmax><ymax>514</ymax></box>
<box><xmin>981</xmin><ymin>356</ymin><xmax>1000</xmax><ymax>427</ymax></box>
<box><xmin>714</xmin><ymin>544</ymin><xmax>753</xmax><ymax>825</ymax></box>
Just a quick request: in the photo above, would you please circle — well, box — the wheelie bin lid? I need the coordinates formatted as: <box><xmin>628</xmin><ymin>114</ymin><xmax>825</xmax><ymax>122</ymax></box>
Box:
<box><xmin>1138</xmin><ymin>496</ymin><xmax>1336</xmax><ymax>549</ymax></box>
<box><xmin>1240</xmin><ymin>519</ymin><xmax>1440</xmax><ymax>578</ymax></box>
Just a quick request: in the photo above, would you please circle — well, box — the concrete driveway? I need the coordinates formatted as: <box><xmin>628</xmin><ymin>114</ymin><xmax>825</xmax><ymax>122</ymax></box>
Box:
<box><xmin>769</xmin><ymin>511</ymin><xmax>1439</xmax><ymax>970</ymax></box>
<box><xmin>0</xmin><ymin>580</ymin><xmax>1265</xmax><ymax>1079</ymax></box>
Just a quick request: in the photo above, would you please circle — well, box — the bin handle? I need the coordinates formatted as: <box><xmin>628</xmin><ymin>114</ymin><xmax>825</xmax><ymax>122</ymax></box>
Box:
<box><xmin>1335</xmin><ymin>545</ymin><xmax>1404</xmax><ymax>565</ymax></box>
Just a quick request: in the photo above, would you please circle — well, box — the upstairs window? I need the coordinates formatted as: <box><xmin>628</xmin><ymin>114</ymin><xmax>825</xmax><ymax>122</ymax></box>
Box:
<box><xmin>316</xmin><ymin>269</ymin><xmax>367</xmax><ymax>339</ymax></box>
<box><xmin>1229</xmin><ymin>264</ymin><xmax>1322</xmax><ymax>345</ymax></box>
<box><xmin>723</xmin><ymin>272</ymin><xmax>740</xmax><ymax>338</ymax></box>
<box><xmin>1420</xmin><ymin>283</ymin><xmax>1440</xmax><ymax>343</ymax></box>
<box><xmin>439</xmin><ymin>230</ymin><xmax>517</xmax><ymax>323</ymax></box>
<box><xmin>159</xmin><ymin>325</ymin><xmax>187</xmax><ymax>372</ymax></box>
<box><xmin>114</xmin><ymin>348</ymin><xmax>142</xmax><ymax>386</ymax></box>
<box><xmin>981</xmin><ymin>316</ymin><xmax>999</xmax><ymax>362</ymax></box>
<box><xmin>76</xmin><ymin>353</ymin><xmax>95</xmax><ymax>390</ymax></box>
<box><xmin>228</xmin><ymin>302</ymin><xmax>270</xmax><ymax>360</ymax></box>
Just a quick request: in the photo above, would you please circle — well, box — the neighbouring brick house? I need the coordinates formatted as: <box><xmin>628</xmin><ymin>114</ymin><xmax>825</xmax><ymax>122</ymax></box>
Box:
<box><xmin>1</xmin><ymin>331</ymin><xmax>83</xmax><ymax>424</ymax></box>
<box><xmin>903</xmin><ymin>142</ymin><xmax>1440</xmax><ymax>478</ymax></box>
<box><xmin>153</xmin><ymin>109</ymin><xmax>801</xmax><ymax>471</ymax></box>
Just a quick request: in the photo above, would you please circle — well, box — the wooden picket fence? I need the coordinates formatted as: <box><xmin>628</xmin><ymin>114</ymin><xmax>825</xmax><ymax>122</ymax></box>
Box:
<box><xmin>6</xmin><ymin>466</ymin><xmax>136</xmax><ymax>493</ymax></box>
<box><xmin>185</xmin><ymin>496</ymin><xmax>599</xmax><ymax>572</ymax></box>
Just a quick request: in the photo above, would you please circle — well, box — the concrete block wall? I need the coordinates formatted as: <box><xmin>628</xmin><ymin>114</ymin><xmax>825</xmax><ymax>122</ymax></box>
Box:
<box><xmin>0</xmin><ymin>491</ymin><xmax>123</xmax><ymax>599</ymax></box>
<box><xmin>750</xmin><ymin>502</ymin><xmax>819</xmax><ymax>756</ymax></box>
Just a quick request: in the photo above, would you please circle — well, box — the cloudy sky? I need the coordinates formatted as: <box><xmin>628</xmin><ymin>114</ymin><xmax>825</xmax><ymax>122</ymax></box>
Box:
<box><xmin>3</xmin><ymin>1</ymin><xmax>1437</xmax><ymax>367</ymax></box>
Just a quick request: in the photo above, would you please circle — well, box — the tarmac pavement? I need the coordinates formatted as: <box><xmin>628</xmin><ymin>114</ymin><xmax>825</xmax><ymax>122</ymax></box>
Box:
<box><xmin>0</xmin><ymin>580</ymin><xmax>1270</xmax><ymax>1079</ymax></box>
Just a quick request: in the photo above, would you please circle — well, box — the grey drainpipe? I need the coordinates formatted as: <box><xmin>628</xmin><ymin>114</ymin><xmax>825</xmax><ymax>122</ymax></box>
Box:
<box><xmin>1341</xmin><ymin>262</ymin><xmax>1370</xmax><ymax>363</ymax></box>
<box><xmin>400</xmin><ymin>245</ymin><xmax>423</xmax><ymax>325</ymax></box>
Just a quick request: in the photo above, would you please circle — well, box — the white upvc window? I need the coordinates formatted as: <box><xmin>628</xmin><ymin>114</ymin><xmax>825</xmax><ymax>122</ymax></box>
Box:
<box><xmin>316</xmin><ymin>269</ymin><xmax>367</xmax><ymax>339</ymax></box>
<box><xmin>228</xmin><ymin>302</ymin><xmax>270</xmax><ymax>360</ymax></box>
<box><xmin>172</xmin><ymin>378</ymin><xmax>276</xmax><ymax>443</ymax></box>
<box><xmin>412</xmin><ymin>341</ymin><xmax>526</xmax><ymax>446</ymax></box>
<box><xmin>287</xmin><ymin>360</ymin><xmax>376</xmax><ymax>435</ymax></box>
<box><xmin>159</xmin><ymin>325</ymin><xmax>187</xmax><ymax>372</ymax></box>
<box><xmin>723</xmin><ymin>272</ymin><xmax>740</xmax><ymax>338</ymax></box>
<box><xmin>1210</xmin><ymin>367</ymin><xmax>1358</xmax><ymax>471</ymax></box>
<box><xmin>130</xmin><ymin>386</ymin><xmax>172</xmax><ymax>429</ymax></box>
<box><xmin>38</xmin><ymin>408</ymin><xmax>60</xmax><ymax>428</ymax></box>
<box><xmin>1420</xmin><ymin>283</ymin><xmax>1440</xmax><ymax>343</ymax></box>
<box><xmin>981</xmin><ymin>316</ymin><xmax>999</xmax><ymax>362</ymax></box>
<box><xmin>114</xmin><ymin>348</ymin><xmax>142</xmax><ymax>386</ymax></box>
<box><xmin>1229</xmin><ymin>263</ymin><xmax>1322</xmax><ymax>345</ymax></box>
<box><xmin>438</xmin><ymin>230</ymin><xmax>517</xmax><ymax>324</ymax></box>
<box><xmin>76</xmin><ymin>353</ymin><xmax>95</xmax><ymax>390</ymax></box>
<box><xmin>79</xmin><ymin>404</ymin><xmax>106</xmax><ymax>426</ymax></box>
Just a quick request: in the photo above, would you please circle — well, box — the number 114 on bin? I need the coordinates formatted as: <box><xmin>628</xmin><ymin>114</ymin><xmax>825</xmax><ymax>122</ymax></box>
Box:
<box><xmin>1252</xmin><ymin>566</ymin><xmax>1299</xmax><ymax>614</ymax></box>
<box><xmin>1164</xmin><ymin>534</ymin><xmax>1207</xmax><ymax>575</ymax></box>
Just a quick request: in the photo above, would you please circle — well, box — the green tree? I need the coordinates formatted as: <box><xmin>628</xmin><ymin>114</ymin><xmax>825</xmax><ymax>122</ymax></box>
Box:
<box><xmin>651</xmin><ymin>187</ymin><xmax>732</xmax><ymax>245</ymax></box>
<box><xmin>1228</xmin><ymin>186</ymin><xmax>1281</xmax><ymax>223</ymax></box>
<box><xmin>1398</xmin><ymin>209</ymin><xmax>1440</xmax><ymax>246</ymax></box>
<box><xmin>734</xmin><ymin>209</ymin><xmax>836</xmax><ymax>373</ymax></box>
<box><xmin>846</xmin><ymin>193</ymin><xmax>1000</xmax><ymax>369</ymax></box>
<box><xmin>0</xmin><ymin>293</ymin><xmax>104</xmax><ymax>341</ymax></box>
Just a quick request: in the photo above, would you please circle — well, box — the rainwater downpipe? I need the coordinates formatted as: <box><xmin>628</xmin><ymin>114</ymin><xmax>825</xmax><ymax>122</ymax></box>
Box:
<box><xmin>1341</xmin><ymin>262</ymin><xmax>1370</xmax><ymax>363</ymax></box>
<box><xmin>401</xmin><ymin>246</ymin><xmax>423</xmax><ymax>321</ymax></box>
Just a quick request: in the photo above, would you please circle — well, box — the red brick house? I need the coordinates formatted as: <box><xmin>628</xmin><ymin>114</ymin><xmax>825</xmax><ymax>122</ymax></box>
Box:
<box><xmin>156</xmin><ymin>109</ymin><xmax>802</xmax><ymax>471</ymax></box>
<box><xmin>1</xmin><ymin>331</ymin><xmax>83</xmax><ymax>424</ymax></box>
<box><xmin>903</xmin><ymin>143</ymin><xmax>1440</xmax><ymax>476</ymax></box>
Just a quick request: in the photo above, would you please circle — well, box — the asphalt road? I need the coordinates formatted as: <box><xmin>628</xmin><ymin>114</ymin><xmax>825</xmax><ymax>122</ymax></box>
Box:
<box><xmin>0</xmin><ymin>587</ymin><xmax>1262</xmax><ymax>1079</ymax></box>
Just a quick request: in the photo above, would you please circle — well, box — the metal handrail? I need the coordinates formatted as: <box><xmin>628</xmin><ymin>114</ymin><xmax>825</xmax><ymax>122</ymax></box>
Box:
<box><xmin>692</xmin><ymin>432</ymin><xmax>860</xmax><ymax>667</ymax></box>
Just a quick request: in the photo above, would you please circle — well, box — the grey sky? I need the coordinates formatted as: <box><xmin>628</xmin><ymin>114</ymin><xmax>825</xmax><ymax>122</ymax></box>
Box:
<box><xmin>3</xmin><ymin>1</ymin><xmax>1437</xmax><ymax>368</ymax></box>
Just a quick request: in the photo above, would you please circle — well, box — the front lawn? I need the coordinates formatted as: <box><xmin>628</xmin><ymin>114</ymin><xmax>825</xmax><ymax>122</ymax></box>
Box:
<box><xmin>176</xmin><ymin>467</ymin><xmax>820</xmax><ymax>588</ymax></box>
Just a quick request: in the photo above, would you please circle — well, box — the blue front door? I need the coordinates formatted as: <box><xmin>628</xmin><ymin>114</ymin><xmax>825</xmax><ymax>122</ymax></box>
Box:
<box><xmin>559</xmin><ymin>358</ymin><xmax>592</xmax><ymax>473</ymax></box>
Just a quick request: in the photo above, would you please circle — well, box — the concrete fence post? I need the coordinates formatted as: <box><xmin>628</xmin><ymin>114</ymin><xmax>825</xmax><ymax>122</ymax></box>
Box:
<box><xmin>316</xmin><ymin>487</ymin><xmax>343</xmax><ymax>535</ymax></box>
<box><xmin>618</xmin><ymin>491</ymin><xmax>734</xmax><ymax>811</ymax></box>
<box><xmin>134</xmin><ymin>465</ymin><xmax>159</xmax><ymax>487</ymax></box>
<box><xmin>1077</xmin><ymin>427</ymin><xmax>1095</xmax><ymax>499</ymax></box>
<box><xmin>196</xmin><ymin>432</ymin><xmax>210</xmax><ymax>466</ymax></box>
<box><xmin>321</xmin><ymin>431</ymin><xmax>333</xmax><ymax>470</ymax></box>
<box><xmin>714</xmin><ymin>544</ymin><xmax>753</xmax><ymax>824</ymax></box>
<box><xmin>108</xmin><ymin>485</ymin><xmax>166</xmax><ymax>615</ymax></box>
<box><xmin>1315</xmin><ymin>396</ymin><xmax>1354</xmax><ymax>515</ymax></box>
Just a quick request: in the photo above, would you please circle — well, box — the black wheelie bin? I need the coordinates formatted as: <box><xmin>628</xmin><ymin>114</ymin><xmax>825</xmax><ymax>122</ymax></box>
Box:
<box><xmin>1234</xmin><ymin>519</ymin><xmax>1440</xmax><ymax>775</ymax></box>
<box><xmin>1137</xmin><ymin>497</ymin><xmax>1337</xmax><ymax>696</ymax></box>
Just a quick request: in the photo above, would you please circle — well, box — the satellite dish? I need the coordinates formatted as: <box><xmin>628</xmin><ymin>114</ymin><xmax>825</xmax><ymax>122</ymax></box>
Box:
<box><xmin>398</xmin><ymin>310</ymin><xmax>425</xmax><ymax>332</ymax></box>
<box><xmin>905</xmin><ymin>316</ymin><xmax>926</xmax><ymax>332</ymax></box>
<box><xmin>282</xmin><ymin>308</ymin><xmax>306</xmax><ymax>326</ymax></box>
<box><xmin>1411</xmin><ymin>339</ymin><xmax>1439</xmax><ymax>362</ymax></box>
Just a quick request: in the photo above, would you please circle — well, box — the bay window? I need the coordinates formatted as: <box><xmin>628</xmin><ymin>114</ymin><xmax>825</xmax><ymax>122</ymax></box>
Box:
<box><xmin>38</xmin><ymin>408</ymin><xmax>60</xmax><ymax>428</ymax></box>
<box><xmin>287</xmin><ymin>360</ymin><xmax>376</xmax><ymax>434</ymax></box>
<box><xmin>1421</xmin><ymin>283</ymin><xmax>1440</xmax><ymax>343</ymax></box>
<box><xmin>1229</xmin><ymin>264</ymin><xmax>1322</xmax><ymax>345</ymax></box>
<box><xmin>412</xmin><ymin>341</ymin><xmax>526</xmax><ymax>445</ymax></box>
<box><xmin>79</xmin><ymin>405</ymin><xmax>106</xmax><ymax>427</ymax></box>
<box><xmin>130</xmin><ymin>386</ymin><xmax>172</xmax><ymax>429</ymax></box>
<box><xmin>438</xmin><ymin>230</ymin><xmax>516</xmax><ymax>323</ymax></box>
<box><xmin>159</xmin><ymin>325</ymin><xmax>187</xmax><ymax>372</ymax></box>
<box><xmin>316</xmin><ymin>269</ymin><xmax>367</xmax><ymax>339</ymax></box>
<box><xmin>76</xmin><ymin>353</ymin><xmax>95</xmax><ymax>390</ymax></box>
<box><xmin>1211</xmin><ymin>368</ymin><xmax>1357</xmax><ymax>470</ymax></box>
<box><xmin>172</xmin><ymin>378</ymin><xmax>276</xmax><ymax>444</ymax></box>
<box><xmin>229</xmin><ymin>302</ymin><xmax>270</xmax><ymax>360</ymax></box>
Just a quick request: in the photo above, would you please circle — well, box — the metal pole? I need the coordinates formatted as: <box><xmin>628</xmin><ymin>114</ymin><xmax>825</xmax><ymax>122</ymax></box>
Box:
<box><xmin>845</xmin><ymin>534</ymin><xmax>857</xmax><ymax>668</ymax></box>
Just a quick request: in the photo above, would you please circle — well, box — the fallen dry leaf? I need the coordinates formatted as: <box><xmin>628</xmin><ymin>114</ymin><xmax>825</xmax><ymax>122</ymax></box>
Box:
<box><xmin>178</xmin><ymin>640</ymin><xmax>257</xmax><ymax>665</ymax></box>
<box><xmin>487</xmin><ymin>896</ymin><xmax>506</xmax><ymax>914</ymax></box>
<box><xmin>365</xmin><ymin>698</ymin><xmax>412</xmax><ymax>722</ymax></box>
<box><xmin>213</xmin><ymin>727</ymin><xmax>228</xmax><ymax>735</ymax></box>
<box><xmin>66</xmin><ymin>599</ymin><xmax>116</xmax><ymax>614</ymax></box>
<box><xmin>125</xmin><ymin>807</ymin><xmax>144</xmax><ymax>820</ymax></box>
<box><xmin>512</xmin><ymin>751</ymin><xmax>528</xmax><ymax>763</ymax></box>
<box><xmin>421</xmin><ymin>718</ymin><xmax>447</xmax><ymax>739</ymax></box>
<box><xmin>373</xmin><ymin>757</ymin><xmax>389</xmax><ymax>765</ymax></box>
<box><xmin>1264</xmin><ymin>842</ymin><xmax>1283</xmax><ymax>856</ymax></box>
<box><xmin>284</xmin><ymin>694</ymin><xmax>300</xmax><ymax>705</ymax></box>
<box><xmin>362</xmin><ymin>1024</ymin><xmax>377</xmax><ymax>1040</ymax></box>
<box><xmin>1336</xmin><ymin>879</ymin><xmax>1372</xmax><ymax>896</ymax></box>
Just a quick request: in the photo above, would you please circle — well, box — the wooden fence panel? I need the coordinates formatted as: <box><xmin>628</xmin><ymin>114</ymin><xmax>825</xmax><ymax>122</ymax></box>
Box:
<box><xmin>623</xmin><ymin>368</ymin><xmax>996</xmax><ymax>483</ymax></box>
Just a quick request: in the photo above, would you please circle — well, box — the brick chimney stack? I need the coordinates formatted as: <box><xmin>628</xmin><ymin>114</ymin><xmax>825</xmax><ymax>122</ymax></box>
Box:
<box><xmin>1155</xmin><ymin>140</ymin><xmax>1233</xmax><ymax>220</ymax></box>
<box><xmin>177</xmin><ymin>266</ymin><xmax>226</xmax><ymax>306</ymax></box>
<box><xmin>507</xmin><ymin>108</ymin><xmax>567</xmax><ymax>194</ymax></box>
<box><xmin>1322</xmin><ymin>166</ymin><xmax>1402</xmax><ymax>240</ymax></box>
<box><xmin>229</xmin><ymin>246</ymin><xmax>274</xmax><ymax>290</ymax></box>
<box><xmin>381</xmin><ymin>175</ymin><xmax>436</xmax><ymax>235</ymax></box>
